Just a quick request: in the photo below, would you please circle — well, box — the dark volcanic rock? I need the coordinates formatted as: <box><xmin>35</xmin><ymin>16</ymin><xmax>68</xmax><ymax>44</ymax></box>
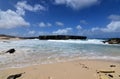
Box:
<box><xmin>21</xmin><ymin>37</ymin><xmax>38</xmax><ymax>39</ymax></box>
<box><xmin>6</xmin><ymin>49</ymin><xmax>16</xmax><ymax>54</ymax></box>
<box><xmin>39</xmin><ymin>35</ymin><xmax>87</xmax><ymax>40</ymax></box>
<box><xmin>7</xmin><ymin>73</ymin><xmax>24</xmax><ymax>79</ymax></box>
<box><xmin>103</xmin><ymin>38</ymin><xmax>120</xmax><ymax>44</ymax></box>
<box><xmin>0</xmin><ymin>34</ymin><xmax>87</xmax><ymax>40</ymax></box>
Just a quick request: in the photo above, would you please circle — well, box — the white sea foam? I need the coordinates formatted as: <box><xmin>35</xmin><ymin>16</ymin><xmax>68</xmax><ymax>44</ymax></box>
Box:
<box><xmin>48</xmin><ymin>39</ymin><xmax>105</xmax><ymax>44</ymax></box>
<box><xmin>0</xmin><ymin>39</ymin><xmax>120</xmax><ymax>70</ymax></box>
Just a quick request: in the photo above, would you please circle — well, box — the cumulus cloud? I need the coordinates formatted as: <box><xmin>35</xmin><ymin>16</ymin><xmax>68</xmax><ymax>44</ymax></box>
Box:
<box><xmin>39</xmin><ymin>22</ymin><xmax>46</xmax><ymax>27</ymax></box>
<box><xmin>76</xmin><ymin>25</ymin><xmax>82</xmax><ymax>30</ymax></box>
<box><xmin>0</xmin><ymin>1</ymin><xmax>46</xmax><ymax>29</ymax></box>
<box><xmin>39</xmin><ymin>22</ymin><xmax>52</xmax><ymax>27</ymax></box>
<box><xmin>53</xmin><ymin>0</ymin><xmax>99</xmax><ymax>10</ymax></box>
<box><xmin>108</xmin><ymin>14</ymin><xmax>120</xmax><ymax>21</ymax></box>
<box><xmin>91</xmin><ymin>15</ymin><xmax>120</xmax><ymax>33</ymax></box>
<box><xmin>16</xmin><ymin>1</ymin><xmax>46</xmax><ymax>15</ymax></box>
<box><xmin>91</xmin><ymin>21</ymin><xmax>120</xmax><ymax>33</ymax></box>
<box><xmin>101</xmin><ymin>21</ymin><xmax>120</xmax><ymax>32</ymax></box>
<box><xmin>53</xmin><ymin>27</ymin><xmax>72</xmax><ymax>35</ymax></box>
<box><xmin>0</xmin><ymin>9</ymin><xmax>30</xmax><ymax>29</ymax></box>
<box><xmin>55</xmin><ymin>21</ymin><xmax>64</xmax><ymax>26</ymax></box>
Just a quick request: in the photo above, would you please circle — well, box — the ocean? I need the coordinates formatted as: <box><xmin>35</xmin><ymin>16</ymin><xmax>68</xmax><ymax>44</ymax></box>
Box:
<box><xmin>0</xmin><ymin>39</ymin><xmax>120</xmax><ymax>70</ymax></box>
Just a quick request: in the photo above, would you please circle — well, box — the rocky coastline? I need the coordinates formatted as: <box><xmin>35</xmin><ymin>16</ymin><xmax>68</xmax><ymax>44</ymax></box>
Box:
<box><xmin>0</xmin><ymin>34</ymin><xmax>87</xmax><ymax>40</ymax></box>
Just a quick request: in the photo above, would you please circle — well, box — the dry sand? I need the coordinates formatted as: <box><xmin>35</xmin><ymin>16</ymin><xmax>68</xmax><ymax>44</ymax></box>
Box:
<box><xmin>0</xmin><ymin>60</ymin><xmax>120</xmax><ymax>79</ymax></box>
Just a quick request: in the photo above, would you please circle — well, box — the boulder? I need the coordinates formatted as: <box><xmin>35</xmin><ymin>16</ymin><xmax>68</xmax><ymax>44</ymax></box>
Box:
<box><xmin>7</xmin><ymin>72</ymin><xmax>25</xmax><ymax>79</ymax></box>
<box><xmin>6</xmin><ymin>49</ymin><xmax>16</xmax><ymax>54</ymax></box>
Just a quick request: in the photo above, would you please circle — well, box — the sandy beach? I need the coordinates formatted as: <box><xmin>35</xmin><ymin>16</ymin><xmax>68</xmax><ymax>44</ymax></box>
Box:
<box><xmin>0</xmin><ymin>60</ymin><xmax>120</xmax><ymax>79</ymax></box>
<box><xmin>0</xmin><ymin>39</ymin><xmax>120</xmax><ymax>79</ymax></box>
<box><xmin>0</xmin><ymin>0</ymin><xmax>120</xmax><ymax>78</ymax></box>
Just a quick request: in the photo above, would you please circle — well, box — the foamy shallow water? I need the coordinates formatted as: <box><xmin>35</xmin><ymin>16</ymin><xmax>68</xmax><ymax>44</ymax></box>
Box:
<box><xmin>0</xmin><ymin>39</ymin><xmax>120</xmax><ymax>70</ymax></box>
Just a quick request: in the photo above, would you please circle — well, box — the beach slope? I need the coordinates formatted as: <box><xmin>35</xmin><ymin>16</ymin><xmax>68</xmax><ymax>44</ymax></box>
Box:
<box><xmin>0</xmin><ymin>60</ymin><xmax>120</xmax><ymax>79</ymax></box>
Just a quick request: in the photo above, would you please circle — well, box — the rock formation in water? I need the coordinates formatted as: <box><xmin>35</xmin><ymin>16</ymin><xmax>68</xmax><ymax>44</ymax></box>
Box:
<box><xmin>103</xmin><ymin>38</ymin><xmax>120</xmax><ymax>44</ymax></box>
<box><xmin>0</xmin><ymin>34</ymin><xmax>87</xmax><ymax>40</ymax></box>
<box><xmin>39</xmin><ymin>35</ymin><xmax>87</xmax><ymax>40</ymax></box>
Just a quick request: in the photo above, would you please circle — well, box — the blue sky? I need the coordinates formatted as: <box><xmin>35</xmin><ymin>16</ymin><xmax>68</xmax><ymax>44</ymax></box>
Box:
<box><xmin>0</xmin><ymin>0</ymin><xmax>120</xmax><ymax>38</ymax></box>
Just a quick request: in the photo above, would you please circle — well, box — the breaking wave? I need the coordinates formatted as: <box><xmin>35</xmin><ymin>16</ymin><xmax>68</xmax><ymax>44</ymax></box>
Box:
<box><xmin>0</xmin><ymin>39</ymin><xmax>120</xmax><ymax>70</ymax></box>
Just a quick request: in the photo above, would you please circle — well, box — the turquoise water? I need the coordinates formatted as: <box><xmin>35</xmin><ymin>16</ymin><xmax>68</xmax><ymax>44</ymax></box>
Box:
<box><xmin>0</xmin><ymin>39</ymin><xmax>120</xmax><ymax>69</ymax></box>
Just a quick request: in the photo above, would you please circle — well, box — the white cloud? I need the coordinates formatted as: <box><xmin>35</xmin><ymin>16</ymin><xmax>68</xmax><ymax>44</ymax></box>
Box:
<box><xmin>108</xmin><ymin>14</ymin><xmax>120</xmax><ymax>21</ymax></box>
<box><xmin>55</xmin><ymin>21</ymin><xmax>64</xmax><ymax>26</ymax></box>
<box><xmin>0</xmin><ymin>1</ymin><xmax>47</xmax><ymax>29</ymax></box>
<box><xmin>91</xmin><ymin>27</ymin><xmax>100</xmax><ymax>32</ymax></box>
<box><xmin>39</xmin><ymin>22</ymin><xmax>46</xmax><ymax>27</ymax></box>
<box><xmin>76</xmin><ymin>25</ymin><xmax>82</xmax><ymax>30</ymax></box>
<box><xmin>39</xmin><ymin>22</ymin><xmax>52</xmax><ymax>27</ymax></box>
<box><xmin>53</xmin><ymin>27</ymin><xmax>72</xmax><ymax>35</ymax></box>
<box><xmin>90</xmin><ymin>21</ymin><xmax>120</xmax><ymax>33</ymax></box>
<box><xmin>91</xmin><ymin>15</ymin><xmax>120</xmax><ymax>33</ymax></box>
<box><xmin>16</xmin><ymin>1</ymin><xmax>46</xmax><ymax>15</ymax></box>
<box><xmin>76</xmin><ymin>15</ymin><xmax>120</xmax><ymax>37</ymax></box>
<box><xmin>53</xmin><ymin>0</ymin><xmax>99</xmax><ymax>10</ymax></box>
<box><xmin>0</xmin><ymin>9</ymin><xmax>30</xmax><ymax>29</ymax></box>
<box><xmin>102</xmin><ymin>21</ymin><xmax>120</xmax><ymax>32</ymax></box>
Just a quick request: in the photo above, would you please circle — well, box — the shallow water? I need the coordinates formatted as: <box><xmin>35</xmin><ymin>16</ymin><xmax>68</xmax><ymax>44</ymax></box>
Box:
<box><xmin>0</xmin><ymin>39</ymin><xmax>120</xmax><ymax>70</ymax></box>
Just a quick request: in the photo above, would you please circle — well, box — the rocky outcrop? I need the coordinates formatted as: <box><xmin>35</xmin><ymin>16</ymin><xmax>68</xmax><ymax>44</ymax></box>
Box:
<box><xmin>39</xmin><ymin>35</ymin><xmax>87</xmax><ymax>40</ymax></box>
<box><xmin>21</xmin><ymin>37</ymin><xmax>38</xmax><ymax>39</ymax></box>
<box><xmin>0</xmin><ymin>34</ymin><xmax>38</xmax><ymax>40</ymax></box>
<box><xmin>7</xmin><ymin>72</ymin><xmax>25</xmax><ymax>79</ymax></box>
<box><xmin>103</xmin><ymin>38</ymin><xmax>120</xmax><ymax>44</ymax></box>
<box><xmin>0</xmin><ymin>34</ymin><xmax>87</xmax><ymax>40</ymax></box>
<box><xmin>5</xmin><ymin>48</ymin><xmax>16</xmax><ymax>54</ymax></box>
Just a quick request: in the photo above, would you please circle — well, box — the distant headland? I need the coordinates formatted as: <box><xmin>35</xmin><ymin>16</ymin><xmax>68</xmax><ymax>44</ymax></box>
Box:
<box><xmin>0</xmin><ymin>34</ymin><xmax>87</xmax><ymax>40</ymax></box>
<box><xmin>39</xmin><ymin>35</ymin><xmax>87</xmax><ymax>40</ymax></box>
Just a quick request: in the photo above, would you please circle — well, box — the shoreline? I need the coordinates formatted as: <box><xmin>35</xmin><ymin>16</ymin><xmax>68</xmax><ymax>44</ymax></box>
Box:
<box><xmin>0</xmin><ymin>58</ymin><xmax>120</xmax><ymax>71</ymax></box>
<box><xmin>0</xmin><ymin>59</ymin><xmax>120</xmax><ymax>79</ymax></box>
